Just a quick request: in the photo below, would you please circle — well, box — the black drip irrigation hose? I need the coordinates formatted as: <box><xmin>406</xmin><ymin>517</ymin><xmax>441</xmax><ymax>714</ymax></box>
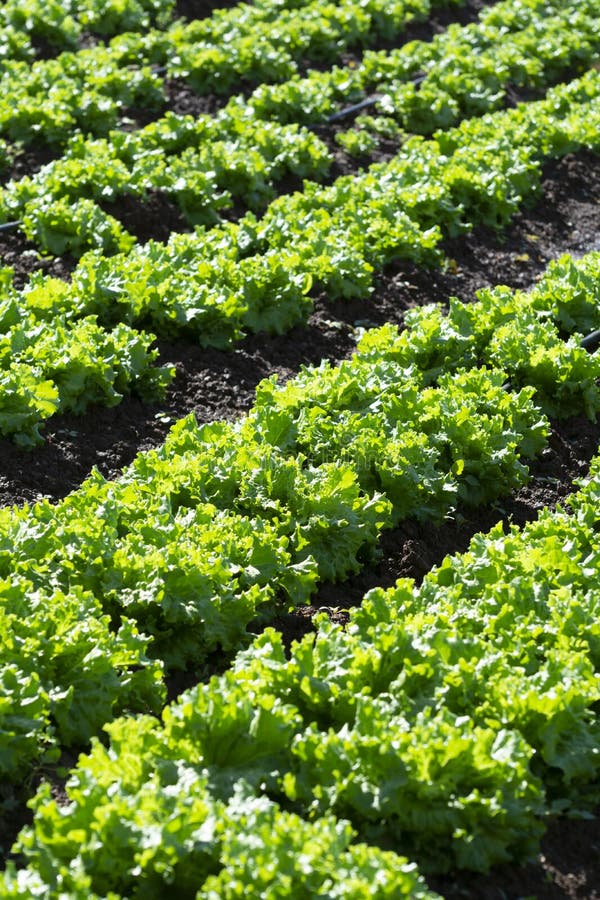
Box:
<box><xmin>0</xmin><ymin>221</ymin><xmax>21</xmax><ymax>233</ymax></box>
<box><xmin>321</xmin><ymin>73</ymin><xmax>428</xmax><ymax>126</ymax></box>
<box><xmin>325</xmin><ymin>95</ymin><xmax>382</xmax><ymax>124</ymax></box>
<box><xmin>581</xmin><ymin>328</ymin><xmax>600</xmax><ymax>352</ymax></box>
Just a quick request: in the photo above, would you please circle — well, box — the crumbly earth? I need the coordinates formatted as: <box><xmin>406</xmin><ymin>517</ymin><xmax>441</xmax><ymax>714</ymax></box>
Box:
<box><xmin>0</xmin><ymin>20</ymin><xmax>598</xmax><ymax>893</ymax></box>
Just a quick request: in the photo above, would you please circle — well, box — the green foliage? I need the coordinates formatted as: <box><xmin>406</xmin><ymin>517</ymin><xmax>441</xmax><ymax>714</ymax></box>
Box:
<box><xmin>0</xmin><ymin>312</ymin><xmax>172</xmax><ymax>445</ymax></box>
<box><xmin>0</xmin><ymin>365</ymin><xmax>59</xmax><ymax>446</ymax></box>
<box><xmin>12</xmin><ymin>459</ymin><xmax>600</xmax><ymax>890</ymax></box>
<box><xmin>0</xmin><ymin>0</ymin><xmax>443</xmax><ymax>152</ymax></box>
<box><xmin>21</xmin><ymin>197</ymin><xmax>135</xmax><ymax>256</ymax></box>
<box><xmin>9</xmin><ymin>769</ymin><xmax>438</xmax><ymax>898</ymax></box>
<box><xmin>250</xmin><ymin>359</ymin><xmax>548</xmax><ymax>521</ymax></box>
<box><xmin>0</xmin><ymin>50</ymin><xmax>163</xmax><ymax>145</ymax></box>
<box><xmin>0</xmin><ymin>0</ymin><xmax>175</xmax><ymax>59</ymax></box>
<box><xmin>0</xmin><ymin>244</ymin><xmax>599</xmax><ymax>780</ymax></box>
<box><xmin>0</xmin><ymin>574</ymin><xmax>164</xmax><ymax>778</ymax></box>
<box><xmin>357</xmin><ymin>250</ymin><xmax>600</xmax><ymax>421</ymax></box>
<box><xmin>1</xmin><ymin>6</ymin><xmax>600</xmax><ymax>889</ymax></box>
<box><xmin>0</xmin><ymin>112</ymin><xmax>330</xmax><ymax>257</ymax></box>
<box><xmin>171</xmin><ymin>0</ymin><xmax>433</xmax><ymax>96</ymax></box>
<box><xmin>3</xmin><ymin>71</ymin><xmax>600</xmax><ymax>354</ymax></box>
<box><xmin>335</xmin><ymin>127</ymin><xmax>379</xmax><ymax>157</ymax></box>
<box><xmin>247</xmin><ymin>0</ymin><xmax>599</xmax><ymax>136</ymax></box>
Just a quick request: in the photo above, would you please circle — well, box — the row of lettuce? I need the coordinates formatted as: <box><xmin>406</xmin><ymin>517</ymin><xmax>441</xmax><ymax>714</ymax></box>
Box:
<box><xmin>0</xmin><ymin>0</ymin><xmax>442</xmax><ymax>71</ymax></box>
<box><xmin>1</xmin><ymin>0</ymin><xmax>597</xmax><ymax>257</ymax></box>
<box><xmin>0</xmin><ymin>248</ymin><xmax>598</xmax><ymax>805</ymax></box>
<box><xmin>2</xmin><ymin>3</ymin><xmax>599</xmax><ymax>893</ymax></box>
<box><xmin>0</xmin><ymin>0</ymin><xmax>382</xmax><ymax>68</ymax></box>
<box><xmin>1</xmin><ymin>72</ymin><xmax>599</xmax><ymax>445</ymax></box>
<box><xmin>4</xmin><ymin>362</ymin><xmax>600</xmax><ymax>895</ymax></box>
<box><xmin>242</xmin><ymin>0</ymin><xmax>600</xmax><ymax>130</ymax></box>
<box><xmin>0</xmin><ymin>0</ymin><xmax>454</xmax><ymax>153</ymax></box>
<box><xmin>0</xmin><ymin>0</ymin><xmax>175</xmax><ymax>67</ymax></box>
<box><xmin>253</xmin><ymin>0</ymin><xmax>600</xmax><ymax>154</ymax></box>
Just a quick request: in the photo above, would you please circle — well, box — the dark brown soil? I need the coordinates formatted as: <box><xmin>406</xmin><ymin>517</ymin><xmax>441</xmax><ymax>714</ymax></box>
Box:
<box><xmin>173</xmin><ymin>0</ymin><xmax>242</xmax><ymax>20</ymax></box>
<box><xmin>0</xmin><ymin>229</ymin><xmax>77</xmax><ymax>289</ymax></box>
<box><xmin>430</xmin><ymin>812</ymin><xmax>600</xmax><ymax>899</ymax></box>
<box><xmin>5</xmin><ymin>144</ymin><xmax>56</xmax><ymax>181</ymax></box>
<box><xmin>163</xmin><ymin>76</ymin><xmax>226</xmax><ymax>117</ymax></box>
<box><xmin>99</xmin><ymin>190</ymin><xmax>189</xmax><ymax>243</ymax></box>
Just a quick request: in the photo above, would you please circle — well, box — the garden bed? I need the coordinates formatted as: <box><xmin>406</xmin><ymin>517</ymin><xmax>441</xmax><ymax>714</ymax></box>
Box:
<box><xmin>1</xmin><ymin>1</ymin><xmax>600</xmax><ymax>895</ymax></box>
